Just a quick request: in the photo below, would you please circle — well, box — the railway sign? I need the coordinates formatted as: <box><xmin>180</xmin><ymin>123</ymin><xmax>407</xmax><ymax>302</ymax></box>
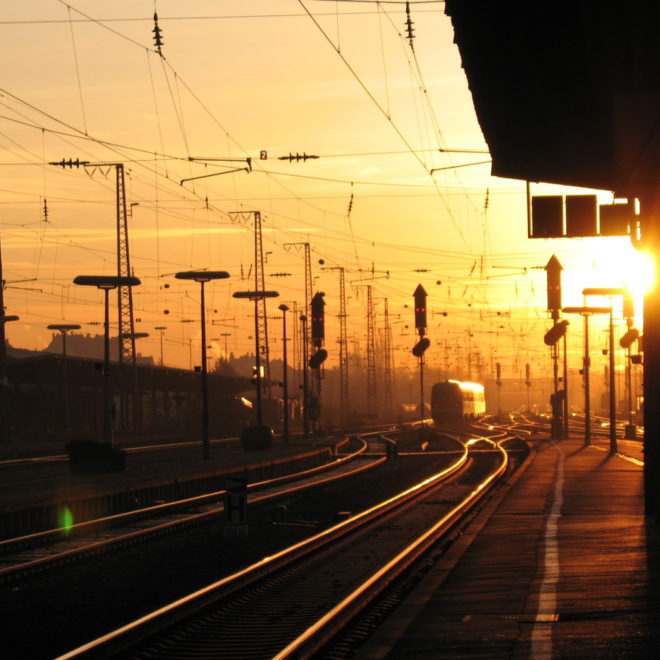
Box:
<box><xmin>620</xmin><ymin>327</ymin><xmax>639</xmax><ymax>348</ymax></box>
<box><xmin>308</xmin><ymin>348</ymin><xmax>328</xmax><ymax>369</ymax></box>
<box><xmin>546</xmin><ymin>255</ymin><xmax>563</xmax><ymax>318</ymax></box>
<box><xmin>412</xmin><ymin>337</ymin><xmax>430</xmax><ymax>357</ymax></box>
<box><xmin>544</xmin><ymin>319</ymin><xmax>569</xmax><ymax>346</ymax></box>
<box><xmin>413</xmin><ymin>284</ymin><xmax>428</xmax><ymax>335</ymax></box>
<box><xmin>311</xmin><ymin>291</ymin><xmax>325</xmax><ymax>346</ymax></box>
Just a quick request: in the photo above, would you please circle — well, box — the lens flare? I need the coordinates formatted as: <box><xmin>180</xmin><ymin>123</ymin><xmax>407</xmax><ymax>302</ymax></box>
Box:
<box><xmin>58</xmin><ymin>505</ymin><xmax>74</xmax><ymax>534</ymax></box>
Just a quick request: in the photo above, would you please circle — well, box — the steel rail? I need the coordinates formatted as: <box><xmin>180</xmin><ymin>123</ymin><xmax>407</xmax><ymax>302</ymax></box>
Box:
<box><xmin>0</xmin><ymin>437</ymin><xmax>366</xmax><ymax>553</ymax></box>
<box><xmin>0</xmin><ymin>439</ymin><xmax>378</xmax><ymax>581</ymax></box>
<box><xmin>55</xmin><ymin>433</ymin><xmax>471</xmax><ymax>660</ymax></box>
<box><xmin>274</xmin><ymin>437</ymin><xmax>511</xmax><ymax>659</ymax></box>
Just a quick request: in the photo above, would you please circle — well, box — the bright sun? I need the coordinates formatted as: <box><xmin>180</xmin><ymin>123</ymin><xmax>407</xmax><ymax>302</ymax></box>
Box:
<box><xmin>567</xmin><ymin>238</ymin><xmax>655</xmax><ymax>320</ymax></box>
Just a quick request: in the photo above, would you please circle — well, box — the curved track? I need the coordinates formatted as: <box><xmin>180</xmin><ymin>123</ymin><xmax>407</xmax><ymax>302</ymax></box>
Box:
<box><xmin>0</xmin><ymin>437</ymin><xmax>375</xmax><ymax>582</ymax></box>
<box><xmin>56</xmin><ymin>427</ymin><xmax>529</xmax><ymax>659</ymax></box>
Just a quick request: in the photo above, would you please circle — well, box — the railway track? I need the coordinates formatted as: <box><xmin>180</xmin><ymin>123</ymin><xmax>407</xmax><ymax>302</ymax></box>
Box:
<box><xmin>0</xmin><ymin>436</ymin><xmax>377</xmax><ymax>583</ymax></box>
<box><xmin>55</xmin><ymin>428</ymin><xmax>530</xmax><ymax>659</ymax></box>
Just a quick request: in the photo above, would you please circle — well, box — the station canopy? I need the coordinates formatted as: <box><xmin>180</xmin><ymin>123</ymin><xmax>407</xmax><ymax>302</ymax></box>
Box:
<box><xmin>444</xmin><ymin>1</ymin><xmax>660</xmax><ymax>207</ymax></box>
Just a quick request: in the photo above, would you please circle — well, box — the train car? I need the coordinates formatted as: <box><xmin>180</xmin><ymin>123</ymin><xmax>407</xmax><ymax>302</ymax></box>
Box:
<box><xmin>431</xmin><ymin>380</ymin><xmax>486</xmax><ymax>424</ymax></box>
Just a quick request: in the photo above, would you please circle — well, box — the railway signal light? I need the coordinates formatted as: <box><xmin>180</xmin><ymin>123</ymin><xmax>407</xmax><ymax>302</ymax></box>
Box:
<box><xmin>310</xmin><ymin>292</ymin><xmax>325</xmax><ymax>346</ymax></box>
<box><xmin>546</xmin><ymin>255</ymin><xmax>563</xmax><ymax>316</ymax></box>
<box><xmin>308</xmin><ymin>348</ymin><xmax>328</xmax><ymax>369</ymax></box>
<box><xmin>412</xmin><ymin>337</ymin><xmax>430</xmax><ymax>357</ymax></box>
<box><xmin>413</xmin><ymin>284</ymin><xmax>428</xmax><ymax>335</ymax></box>
<box><xmin>544</xmin><ymin>319</ymin><xmax>569</xmax><ymax>346</ymax></box>
<box><xmin>619</xmin><ymin>327</ymin><xmax>639</xmax><ymax>349</ymax></box>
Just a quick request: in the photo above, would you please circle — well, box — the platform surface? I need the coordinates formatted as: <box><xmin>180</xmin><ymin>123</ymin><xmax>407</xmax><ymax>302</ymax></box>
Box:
<box><xmin>363</xmin><ymin>435</ymin><xmax>660</xmax><ymax>659</ymax></box>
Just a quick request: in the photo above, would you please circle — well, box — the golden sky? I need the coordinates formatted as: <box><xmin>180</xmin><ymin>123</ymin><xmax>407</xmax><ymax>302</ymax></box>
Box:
<box><xmin>0</xmin><ymin>0</ymin><xmax>648</xmax><ymax>379</ymax></box>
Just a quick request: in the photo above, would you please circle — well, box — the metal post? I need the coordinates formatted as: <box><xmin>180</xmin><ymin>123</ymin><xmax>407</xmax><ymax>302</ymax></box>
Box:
<box><xmin>254</xmin><ymin>298</ymin><xmax>263</xmax><ymax>426</ymax></box>
<box><xmin>625</xmin><ymin>341</ymin><xmax>634</xmax><ymax>436</ymax></box>
<box><xmin>199</xmin><ymin>281</ymin><xmax>211</xmax><ymax>460</ymax></box>
<box><xmin>103</xmin><ymin>286</ymin><xmax>113</xmax><ymax>446</ymax></box>
<box><xmin>301</xmin><ymin>315</ymin><xmax>309</xmax><ymax>439</ymax></box>
<box><xmin>584</xmin><ymin>313</ymin><xmax>591</xmax><ymax>446</ymax></box>
<box><xmin>280</xmin><ymin>305</ymin><xmax>289</xmax><ymax>443</ymax></box>
<box><xmin>155</xmin><ymin>326</ymin><xmax>166</xmax><ymax>366</ymax></box>
<box><xmin>552</xmin><ymin>341</ymin><xmax>560</xmax><ymax>437</ymax></box>
<box><xmin>62</xmin><ymin>331</ymin><xmax>70</xmax><ymax>441</ymax></box>
<box><xmin>419</xmin><ymin>354</ymin><xmax>425</xmax><ymax>426</ymax></box>
<box><xmin>608</xmin><ymin>304</ymin><xmax>617</xmax><ymax>455</ymax></box>
<box><xmin>562</xmin><ymin>331</ymin><xmax>569</xmax><ymax>438</ymax></box>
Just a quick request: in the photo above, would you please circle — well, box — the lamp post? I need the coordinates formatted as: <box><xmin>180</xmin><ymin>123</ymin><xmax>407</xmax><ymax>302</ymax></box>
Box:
<box><xmin>0</xmin><ymin>313</ymin><xmax>19</xmax><ymax>444</ymax></box>
<box><xmin>583</xmin><ymin>287</ymin><xmax>625</xmax><ymax>455</ymax></box>
<box><xmin>233</xmin><ymin>290</ymin><xmax>279</xmax><ymax>426</ymax></box>
<box><xmin>47</xmin><ymin>323</ymin><xmax>81</xmax><ymax>442</ymax></box>
<box><xmin>278</xmin><ymin>304</ymin><xmax>290</xmax><ymax>443</ymax></box>
<box><xmin>562</xmin><ymin>307</ymin><xmax>610</xmax><ymax>446</ymax></box>
<box><xmin>155</xmin><ymin>326</ymin><xmax>167</xmax><ymax>366</ymax></box>
<box><xmin>73</xmin><ymin>275</ymin><xmax>141</xmax><ymax>446</ymax></box>
<box><xmin>300</xmin><ymin>314</ymin><xmax>310</xmax><ymax>439</ymax></box>
<box><xmin>175</xmin><ymin>271</ymin><xmax>230</xmax><ymax>460</ymax></box>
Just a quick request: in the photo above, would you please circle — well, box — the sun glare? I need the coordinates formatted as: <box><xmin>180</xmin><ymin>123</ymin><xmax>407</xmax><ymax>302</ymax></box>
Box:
<box><xmin>579</xmin><ymin>238</ymin><xmax>655</xmax><ymax>301</ymax></box>
<box><xmin>627</xmin><ymin>249</ymin><xmax>656</xmax><ymax>296</ymax></box>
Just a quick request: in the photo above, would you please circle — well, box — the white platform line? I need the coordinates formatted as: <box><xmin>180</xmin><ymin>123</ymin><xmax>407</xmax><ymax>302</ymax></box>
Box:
<box><xmin>531</xmin><ymin>439</ymin><xmax>565</xmax><ymax>659</ymax></box>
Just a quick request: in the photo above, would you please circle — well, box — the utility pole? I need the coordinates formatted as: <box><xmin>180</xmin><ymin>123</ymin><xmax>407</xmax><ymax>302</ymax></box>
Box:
<box><xmin>291</xmin><ymin>301</ymin><xmax>301</xmax><ymax>396</ymax></box>
<box><xmin>50</xmin><ymin>159</ymin><xmax>138</xmax><ymax>431</ymax></box>
<box><xmin>323</xmin><ymin>266</ymin><xmax>349</xmax><ymax>425</ymax></box>
<box><xmin>366</xmin><ymin>285</ymin><xmax>376</xmax><ymax>417</ymax></box>
<box><xmin>0</xmin><ymin>237</ymin><xmax>19</xmax><ymax>444</ymax></box>
<box><xmin>352</xmin><ymin>265</ymin><xmax>389</xmax><ymax>420</ymax></box>
<box><xmin>284</xmin><ymin>242</ymin><xmax>313</xmax><ymax>425</ymax></box>
<box><xmin>382</xmin><ymin>298</ymin><xmax>394</xmax><ymax>420</ymax></box>
<box><xmin>232</xmin><ymin>211</ymin><xmax>272</xmax><ymax>398</ymax></box>
<box><xmin>155</xmin><ymin>326</ymin><xmax>167</xmax><ymax>366</ymax></box>
<box><xmin>49</xmin><ymin>160</ymin><xmax>137</xmax><ymax>367</ymax></box>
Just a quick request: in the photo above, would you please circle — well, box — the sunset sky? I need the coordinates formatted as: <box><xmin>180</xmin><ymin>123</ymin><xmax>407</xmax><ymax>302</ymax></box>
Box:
<box><xmin>0</xmin><ymin>1</ymin><xmax>648</xmax><ymax>381</ymax></box>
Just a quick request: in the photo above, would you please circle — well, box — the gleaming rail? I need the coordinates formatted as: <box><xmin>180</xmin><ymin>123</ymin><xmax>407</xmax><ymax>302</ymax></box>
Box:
<box><xmin>0</xmin><ymin>437</ymin><xmax>378</xmax><ymax>582</ymax></box>
<box><xmin>56</xmin><ymin>428</ymin><xmax>528</xmax><ymax>659</ymax></box>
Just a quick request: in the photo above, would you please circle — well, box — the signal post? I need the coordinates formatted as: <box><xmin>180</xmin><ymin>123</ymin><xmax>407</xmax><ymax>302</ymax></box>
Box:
<box><xmin>412</xmin><ymin>285</ymin><xmax>430</xmax><ymax>433</ymax></box>
<box><xmin>545</xmin><ymin>256</ymin><xmax>567</xmax><ymax>438</ymax></box>
<box><xmin>308</xmin><ymin>292</ymin><xmax>327</xmax><ymax>432</ymax></box>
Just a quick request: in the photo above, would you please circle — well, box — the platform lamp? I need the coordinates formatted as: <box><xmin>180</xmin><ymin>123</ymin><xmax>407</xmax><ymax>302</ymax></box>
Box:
<box><xmin>232</xmin><ymin>290</ymin><xmax>279</xmax><ymax>426</ymax></box>
<box><xmin>73</xmin><ymin>275</ymin><xmax>141</xmax><ymax>446</ymax></box>
<box><xmin>47</xmin><ymin>323</ymin><xmax>81</xmax><ymax>442</ymax></box>
<box><xmin>0</xmin><ymin>313</ymin><xmax>19</xmax><ymax>444</ymax></box>
<box><xmin>278</xmin><ymin>304</ymin><xmax>290</xmax><ymax>443</ymax></box>
<box><xmin>561</xmin><ymin>307</ymin><xmax>610</xmax><ymax>447</ymax></box>
<box><xmin>582</xmin><ymin>287</ymin><xmax>626</xmax><ymax>455</ymax></box>
<box><xmin>174</xmin><ymin>271</ymin><xmax>230</xmax><ymax>460</ymax></box>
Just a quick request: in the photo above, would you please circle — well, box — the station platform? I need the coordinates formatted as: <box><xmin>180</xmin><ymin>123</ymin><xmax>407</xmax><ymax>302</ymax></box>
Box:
<box><xmin>362</xmin><ymin>435</ymin><xmax>660</xmax><ymax>659</ymax></box>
